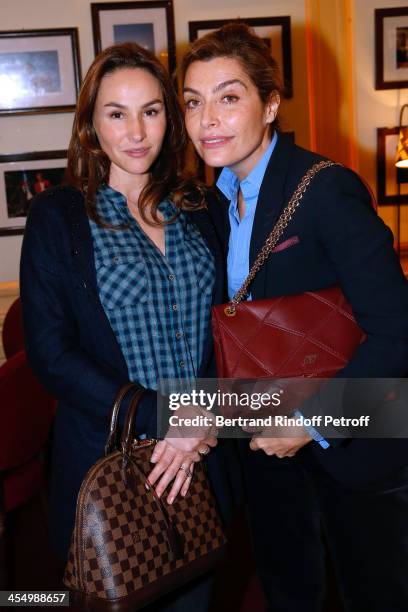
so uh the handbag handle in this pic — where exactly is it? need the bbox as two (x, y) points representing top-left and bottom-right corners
(105, 382), (141, 456)
(225, 160), (338, 315)
(120, 389), (184, 561)
(120, 387), (147, 458)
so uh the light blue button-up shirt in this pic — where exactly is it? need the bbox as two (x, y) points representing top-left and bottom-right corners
(217, 133), (277, 301)
(216, 134), (329, 450)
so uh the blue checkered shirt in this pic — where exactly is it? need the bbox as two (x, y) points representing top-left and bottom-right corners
(89, 185), (215, 391)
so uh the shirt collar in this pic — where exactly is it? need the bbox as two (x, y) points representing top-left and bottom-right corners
(216, 131), (278, 204)
(96, 184), (128, 224)
(96, 184), (175, 223)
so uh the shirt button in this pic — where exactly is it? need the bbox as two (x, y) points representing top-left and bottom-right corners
(175, 331), (183, 340)
(179, 360), (185, 367)
(168, 274), (175, 281)
(172, 304), (178, 311)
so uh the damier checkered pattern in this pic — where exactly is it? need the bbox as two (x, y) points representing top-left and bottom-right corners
(89, 185), (215, 391)
(63, 442), (226, 606)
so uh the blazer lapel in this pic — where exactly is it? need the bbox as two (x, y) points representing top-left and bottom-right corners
(66, 190), (99, 295)
(189, 207), (225, 305)
(206, 187), (230, 258)
(249, 133), (295, 265)
(65, 189), (130, 377)
(249, 133), (295, 298)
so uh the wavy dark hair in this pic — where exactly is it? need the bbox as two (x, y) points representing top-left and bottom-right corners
(67, 42), (205, 226)
(181, 22), (282, 134)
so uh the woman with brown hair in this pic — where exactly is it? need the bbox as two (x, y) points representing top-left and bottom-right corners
(181, 23), (408, 612)
(20, 43), (223, 608)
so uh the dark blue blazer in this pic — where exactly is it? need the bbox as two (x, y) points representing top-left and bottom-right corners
(20, 186), (233, 560)
(208, 133), (408, 487)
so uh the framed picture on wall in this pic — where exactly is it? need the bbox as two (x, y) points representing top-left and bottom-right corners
(0, 28), (81, 116)
(0, 151), (68, 236)
(91, 1), (176, 73)
(375, 7), (408, 90)
(377, 127), (408, 205)
(188, 17), (292, 98)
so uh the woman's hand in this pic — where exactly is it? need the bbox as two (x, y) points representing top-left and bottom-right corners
(147, 435), (217, 504)
(250, 424), (312, 458)
(146, 404), (218, 504)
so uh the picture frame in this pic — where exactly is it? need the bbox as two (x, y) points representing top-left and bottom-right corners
(375, 7), (408, 90)
(0, 28), (81, 116)
(188, 17), (292, 98)
(0, 151), (68, 236)
(91, 1), (176, 73)
(376, 127), (408, 205)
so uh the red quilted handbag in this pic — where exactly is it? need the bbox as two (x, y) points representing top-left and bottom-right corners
(212, 161), (365, 380)
(212, 286), (364, 379)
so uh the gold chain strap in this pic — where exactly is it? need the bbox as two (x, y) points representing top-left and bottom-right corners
(224, 160), (338, 316)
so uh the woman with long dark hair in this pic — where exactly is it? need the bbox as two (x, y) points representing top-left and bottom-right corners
(181, 23), (408, 612)
(20, 43), (223, 609)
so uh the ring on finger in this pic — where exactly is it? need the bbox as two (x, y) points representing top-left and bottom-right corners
(198, 446), (210, 455)
(179, 464), (193, 478)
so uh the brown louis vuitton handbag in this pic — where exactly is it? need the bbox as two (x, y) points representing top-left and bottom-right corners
(63, 384), (226, 611)
(212, 161), (366, 380)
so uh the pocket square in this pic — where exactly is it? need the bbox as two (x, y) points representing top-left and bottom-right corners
(271, 236), (300, 253)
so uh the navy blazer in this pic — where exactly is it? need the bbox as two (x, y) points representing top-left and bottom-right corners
(208, 133), (408, 487)
(20, 186), (231, 560)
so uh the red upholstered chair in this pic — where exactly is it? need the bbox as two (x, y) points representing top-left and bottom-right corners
(2, 297), (24, 360)
(0, 350), (55, 586)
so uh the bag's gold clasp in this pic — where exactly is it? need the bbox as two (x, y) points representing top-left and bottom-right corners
(132, 438), (157, 450)
(224, 305), (236, 317)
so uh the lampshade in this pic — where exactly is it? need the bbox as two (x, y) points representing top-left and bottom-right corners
(395, 103), (408, 168)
